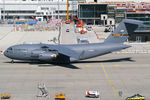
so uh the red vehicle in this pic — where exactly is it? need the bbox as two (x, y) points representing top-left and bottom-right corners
(85, 91), (100, 98)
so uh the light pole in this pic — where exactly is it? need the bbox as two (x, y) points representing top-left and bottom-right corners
(3, 0), (5, 21)
(58, 0), (60, 19)
(51, 7), (56, 20)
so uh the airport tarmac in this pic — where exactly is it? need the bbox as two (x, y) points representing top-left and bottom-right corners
(0, 53), (150, 100)
(60, 23), (77, 44)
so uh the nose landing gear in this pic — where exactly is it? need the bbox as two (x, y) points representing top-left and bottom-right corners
(11, 59), (14, 63)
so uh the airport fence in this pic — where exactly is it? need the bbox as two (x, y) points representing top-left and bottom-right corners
(12, 24), (57, 32)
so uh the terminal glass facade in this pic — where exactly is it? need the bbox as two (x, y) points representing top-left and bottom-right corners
(107, 6), (115, 18)
(115, 9), (126, 23)
(127, 13), (150, 21)
(79, 4), (107, 19)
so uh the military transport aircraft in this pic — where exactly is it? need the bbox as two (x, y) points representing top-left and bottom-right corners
(4, 19), (143, 64)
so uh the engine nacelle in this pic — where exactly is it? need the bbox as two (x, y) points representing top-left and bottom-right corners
(38, 52), (57, 61)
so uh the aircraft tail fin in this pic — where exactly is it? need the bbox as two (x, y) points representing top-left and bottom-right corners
(104, 19), (143, 43)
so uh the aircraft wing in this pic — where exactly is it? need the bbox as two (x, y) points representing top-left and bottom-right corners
(49, 45), (80, 59)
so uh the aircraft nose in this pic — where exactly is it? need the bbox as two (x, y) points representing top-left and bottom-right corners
(4, 50), (8, 57)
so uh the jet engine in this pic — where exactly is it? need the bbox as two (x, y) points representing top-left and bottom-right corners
(38, 52), (57, 61)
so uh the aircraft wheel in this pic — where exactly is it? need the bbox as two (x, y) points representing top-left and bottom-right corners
(11, 59), (14, 63)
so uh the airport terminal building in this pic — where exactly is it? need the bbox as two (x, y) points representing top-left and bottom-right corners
(0, 0), (150, 23)
(78, 1), (150, 25)
(0, 0), (78, 21)
(78, 3), (107, 25)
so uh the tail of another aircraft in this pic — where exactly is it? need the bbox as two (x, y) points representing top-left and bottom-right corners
(104, 19), (143, 43)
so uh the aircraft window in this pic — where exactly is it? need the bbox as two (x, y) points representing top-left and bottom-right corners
(8, 47), (12, 50)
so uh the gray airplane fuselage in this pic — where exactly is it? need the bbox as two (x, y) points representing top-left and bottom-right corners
(4, 43), (130, 63)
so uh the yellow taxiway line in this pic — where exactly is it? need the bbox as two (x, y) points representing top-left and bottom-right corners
(100, 63), (119, 97)
(114, 65), (119, 67)
(85, 64), (91, 67)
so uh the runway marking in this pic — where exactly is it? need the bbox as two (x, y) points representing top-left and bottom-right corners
(86, 64), (91, 67)
(100, 63), (119, 97)
(114, 65), (119, 67)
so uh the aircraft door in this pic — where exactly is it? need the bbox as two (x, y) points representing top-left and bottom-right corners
(22, 49), (28, 57)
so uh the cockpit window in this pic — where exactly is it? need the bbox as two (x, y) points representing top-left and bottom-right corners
(8, 47), (12, 50)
